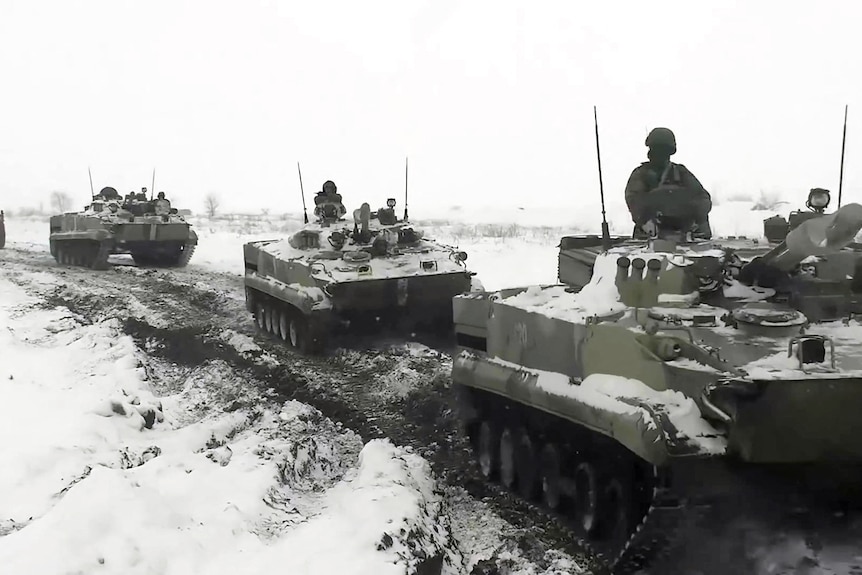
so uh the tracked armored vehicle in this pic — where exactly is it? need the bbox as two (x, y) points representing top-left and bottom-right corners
(452, 188), (862, 573)
(49, 187), (197, 269)
(243, 194), (477, 353)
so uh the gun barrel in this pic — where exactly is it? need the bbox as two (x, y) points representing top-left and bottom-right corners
(748, 203), (862, 273)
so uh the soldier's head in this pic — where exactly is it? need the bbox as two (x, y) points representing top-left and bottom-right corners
(322, 180), (337, 195)
(157, 192), (165, 199)
(645, 127), (676, 165)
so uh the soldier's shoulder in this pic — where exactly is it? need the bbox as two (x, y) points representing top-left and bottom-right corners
(629, 162), (651, 175)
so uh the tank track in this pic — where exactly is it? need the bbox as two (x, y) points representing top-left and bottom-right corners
(460, 387), (704, 574)
(251, 291), (329, 354)
(176, 242), (196, 267)
(130, 241), (196, 268)
(52, 239), (112, 270)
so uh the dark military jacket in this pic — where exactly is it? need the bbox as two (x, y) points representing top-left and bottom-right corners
(624, 161), (712, 225)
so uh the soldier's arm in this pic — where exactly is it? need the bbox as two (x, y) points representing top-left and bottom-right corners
(680, 166), (712, 214)
(625, 168), (649, 224)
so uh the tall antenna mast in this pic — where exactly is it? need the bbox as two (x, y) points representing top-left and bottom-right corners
(839, 104), (848, 208)
(297, 162), (308, 224)
(88, 166), (95, 199)
(594, 106), (611, 250)
(404, 156), (409, 222)
(151, 167), (156, 201)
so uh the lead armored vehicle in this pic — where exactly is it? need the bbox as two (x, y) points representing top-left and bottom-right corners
(49, 186), (197, 269)
(452, 188), (862, 573)
(244, 191), (478, 353)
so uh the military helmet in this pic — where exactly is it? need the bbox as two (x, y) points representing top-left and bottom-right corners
(322, 180), (337, 194)
(645, 127), (677, 154)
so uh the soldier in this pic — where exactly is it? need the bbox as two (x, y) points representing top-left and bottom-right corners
(313, 180), (347, 221)
(625, 127), (712, 239)
(153, 192), (171, 215)
(97, 186), (120, 201)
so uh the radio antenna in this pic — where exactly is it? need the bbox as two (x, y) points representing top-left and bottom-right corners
(594, 106), (611, 250)
(297, 162), (308, 224)
(838, 104), (848, 208)
(404, 156), (409, 222)
(88, 166), (95, 199)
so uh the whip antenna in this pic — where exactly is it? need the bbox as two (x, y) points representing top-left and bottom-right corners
(404, 156), (409, 222)
(88, 166), (95, 199)
(297, 162), (308, 224)
(594, 106), (611, 250)
(839, 104), (848, 208)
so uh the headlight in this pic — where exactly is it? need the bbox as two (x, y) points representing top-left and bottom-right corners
(807, 188), (830, 210)
(386, 198), (396, 208)
(450, 251), (468, 262)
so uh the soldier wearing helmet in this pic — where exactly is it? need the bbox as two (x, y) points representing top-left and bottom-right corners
(313, 180), (347, 222)
(625, 127), (712, 239)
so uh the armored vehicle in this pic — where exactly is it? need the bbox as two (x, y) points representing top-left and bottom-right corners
(243, 195), (477, 353)
(49, 186), (197, 269)
(451, 188), (862, 573)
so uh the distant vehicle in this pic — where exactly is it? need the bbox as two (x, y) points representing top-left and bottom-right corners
(244, 195), (478, 353)
(49, 186), (197, 269)
(244, 163), (479, 352)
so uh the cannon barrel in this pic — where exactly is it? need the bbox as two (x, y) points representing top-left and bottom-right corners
(739, 203), (862, 284)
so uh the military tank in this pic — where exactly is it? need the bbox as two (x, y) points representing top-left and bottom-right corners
(49, 186), (197, 269)
(451, 188), (862, 573)
(243, 191), (478, 353)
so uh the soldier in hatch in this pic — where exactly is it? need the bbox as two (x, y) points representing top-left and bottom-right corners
(313, 180), (347, 221)
(153, 191), (171, 215)
(624, 127), (712, 239)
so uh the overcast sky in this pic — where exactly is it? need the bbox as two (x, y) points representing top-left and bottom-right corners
(1, 0), (860, 215)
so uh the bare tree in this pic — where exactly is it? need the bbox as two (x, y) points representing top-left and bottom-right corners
(50, 190), (74, 213)
(204, 193), (221, 217)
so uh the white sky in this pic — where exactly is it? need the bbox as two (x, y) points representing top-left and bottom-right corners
(1, 0), (860, 215)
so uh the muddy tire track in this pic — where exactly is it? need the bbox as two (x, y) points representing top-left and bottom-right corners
(1, 244), (602, 573)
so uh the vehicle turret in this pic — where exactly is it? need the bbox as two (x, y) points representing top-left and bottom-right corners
(763, 187), (833, 243)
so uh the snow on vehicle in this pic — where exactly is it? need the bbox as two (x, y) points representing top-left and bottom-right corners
(451, 179), (862, 573)
(49, 186), (197, 269)
(243, 173), (478, 353)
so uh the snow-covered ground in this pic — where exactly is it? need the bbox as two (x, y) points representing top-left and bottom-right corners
(0, 276), (462, 574)
(3, 194), (858, 575)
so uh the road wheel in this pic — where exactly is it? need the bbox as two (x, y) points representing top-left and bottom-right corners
(573, 461), (600, 536)
(515, 429), (539, 500)
(476, 420), (499, 479)
(266, 304), (278, 335)
(600, 477), (633, 549)
(499, 427), (516, 490)
(539, 443), (563, 510)
(255, 302), (267, 331)
(278, 310), (290, 342)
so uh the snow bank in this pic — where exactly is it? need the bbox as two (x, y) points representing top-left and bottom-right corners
(0, 277), (459, 575)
